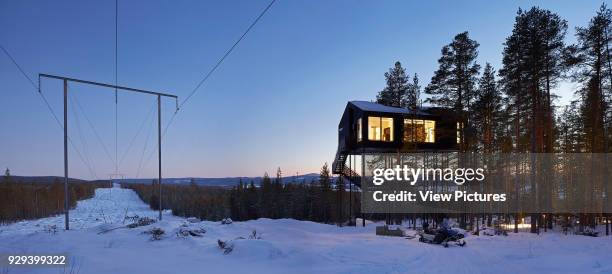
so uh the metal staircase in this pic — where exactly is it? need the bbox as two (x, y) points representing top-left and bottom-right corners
(332, 150), (347, 174)
(332, 150), (362, 187)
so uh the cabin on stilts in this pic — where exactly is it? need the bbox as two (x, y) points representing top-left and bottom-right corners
(331, 101), (462, 225)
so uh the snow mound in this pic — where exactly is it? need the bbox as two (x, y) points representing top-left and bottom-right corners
(230, 239), (285, 260)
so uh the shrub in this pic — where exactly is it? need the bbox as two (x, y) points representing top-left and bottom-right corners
(144, 227), (165, 241)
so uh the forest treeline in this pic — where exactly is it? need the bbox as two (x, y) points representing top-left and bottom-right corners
(123, 164), (360, 225)
(377, 5), (612, 155)
(0, 170), (109, 224)
(123, 181), (228, 221)
(227, 165), (359, 224)
(374, 5), (612, 234)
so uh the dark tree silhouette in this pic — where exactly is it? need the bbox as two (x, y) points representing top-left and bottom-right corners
(406, 73), (421, 110)
(473, 63), (503, 153)
(425, 31), (481, 151)
(377, 61), (410, 108)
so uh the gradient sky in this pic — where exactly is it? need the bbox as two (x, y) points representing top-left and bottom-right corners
(0, 0), (607, 180)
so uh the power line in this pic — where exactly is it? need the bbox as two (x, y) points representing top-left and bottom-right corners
(135, 112), (156, 178)
(140, 112), (175, 174)
(70, 95), (99, 179)
(118, 98), (156, 167)
(72, 94), (117, 167)
(179, 0), (276, 110)
(140, 0), (277, 170)
(1, 44), (98, 179)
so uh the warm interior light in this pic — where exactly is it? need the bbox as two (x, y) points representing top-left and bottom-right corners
(368, 116), (393, 142)
(381, 117), (393, 141)
(500, 223), (532, 229)
(457, 122), (461, 144)
(404, 119), (435, 143)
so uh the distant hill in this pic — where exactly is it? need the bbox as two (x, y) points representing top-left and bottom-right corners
(6, 173), (332, 187)
(118, 173), (326, 187)
(7, 176), (88, 184)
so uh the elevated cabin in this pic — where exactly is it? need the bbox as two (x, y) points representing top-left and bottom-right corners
(332, 101), (461, 184)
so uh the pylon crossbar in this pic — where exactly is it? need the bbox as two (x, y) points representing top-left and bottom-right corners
(39, 74), (177, 99)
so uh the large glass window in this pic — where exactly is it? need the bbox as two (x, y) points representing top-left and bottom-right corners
(404, 119), (435, 143)
(368, 116), (394, 142)
(382, 118), (393, 141)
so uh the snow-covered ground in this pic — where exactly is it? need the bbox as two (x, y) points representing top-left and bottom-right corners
(1, 186), (611, 274)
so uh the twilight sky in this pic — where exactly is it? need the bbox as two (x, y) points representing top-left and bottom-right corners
(0, 0), (606, 179)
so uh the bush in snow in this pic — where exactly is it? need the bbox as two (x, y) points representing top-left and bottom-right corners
(176, 227), (206, 238)
(186, 217), (200, 223)
(249, 230), (262, 239)
(144, 227), (165, 241)
(123, 214), (140, 224)
(217, 239), (234, 254)
(221, 218), (233, 225)
(126, 216), (156, 228)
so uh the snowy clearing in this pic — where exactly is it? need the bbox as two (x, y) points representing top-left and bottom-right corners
(1, 186), (611, 274)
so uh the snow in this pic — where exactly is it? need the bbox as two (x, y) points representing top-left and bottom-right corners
(0, 186), (155, 236)
(1, 186), (611, 274)
(350, 101), (432, 116)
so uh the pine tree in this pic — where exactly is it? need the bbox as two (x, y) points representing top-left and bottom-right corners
(273, 167), (284, 218)
(425, 31), (480, 151)
(567, 4), (612, 233)
(319, 163), (332, 223)
(500, 7), (569, 233)
(377, 61), (410, 107)
(247, 181), (259, 219)
(473, 63), (503, 152)
(501, 7), (567, 154)
(260, 172), (273, 218)
(541, 8), (569, 153)
(335, 176), (346, 224)
(229, 185), (239, 220)
(499, 8), (528, 155)
(406, 73), (421, 110)
(570, 3), (612, 153)
(2, 168), (10, 183)
(558, 102), (583, 152)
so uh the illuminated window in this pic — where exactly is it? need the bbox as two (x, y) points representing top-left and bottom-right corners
(382, 118), (393, 141)
(368, 116), (394, 142)
(457, 122), (462, 144)
(356, 118), (362, 142)
(424, 120), (435, 142)
(404, 119), (435, 143)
